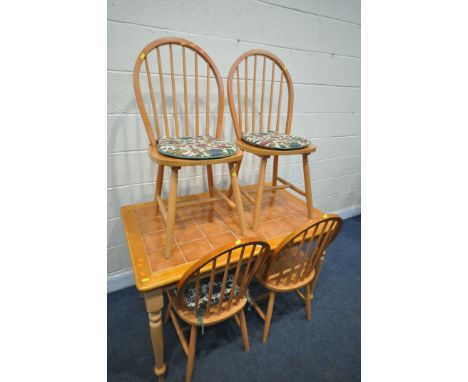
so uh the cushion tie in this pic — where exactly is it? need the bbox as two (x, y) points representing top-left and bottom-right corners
(197, 311), (205, 335)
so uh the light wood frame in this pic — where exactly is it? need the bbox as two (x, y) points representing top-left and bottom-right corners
(166, 238), (270, 382)
(227, 49), (317, 230)
(250, 216), (343, 343)
(133, 37), (247, 258)
(121, 189), (327, 381)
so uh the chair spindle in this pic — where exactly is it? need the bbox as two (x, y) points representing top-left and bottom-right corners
(169, 44), (179, 137)
(144, 57), (161, 138)
(182, 46), (189, 136)
(252, 55), (257, 133)
(244, 58), (248, 134)
(195, 52), (199, 136)
(156, 47), (170, 137)
(236, 67), (242, 132)
(206, 64), (210, 135)
(267, 60), (275, 131)
(259, 56), (267, 132)
(276, 73), (284, 132)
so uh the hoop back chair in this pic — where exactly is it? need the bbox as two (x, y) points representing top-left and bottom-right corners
(133, 37), (247, 258)
(227, 50), (317, 230)
(250, 215), (343, 343)
(166, 238), (270, 382)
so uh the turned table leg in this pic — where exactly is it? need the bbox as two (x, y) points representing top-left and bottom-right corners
(144, 288), (166, 381)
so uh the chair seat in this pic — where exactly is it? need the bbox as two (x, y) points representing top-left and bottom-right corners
(158, 136), (237, 159)
(174, 274), (239, 312)
(241, 131), (311, 150)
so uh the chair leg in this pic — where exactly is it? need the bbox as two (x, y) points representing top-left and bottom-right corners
(229, 162), (247, 236)
(164, 301), (172, 324)
(170, 308), (189, 357)
(309, 251), (326, 296)
(206, 165), (214, 197)
(306, 250), (326, 317)
(253, 156), (268, 231)
(272, 156), (279, 187)
(206, 164), (215, 221)
(302, 154), (314, 218)
(165, 167), (179, 259)
(154, 165), (164, 215)
(305, 283), (312, 320)
(302, 251), (327, 323)
(227, 158), (242, 198)
(238, 309), (250, 351)
(262, 291), (276, 343)
(186, 325), (198, 382)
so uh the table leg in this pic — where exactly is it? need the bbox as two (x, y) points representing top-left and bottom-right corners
(144, 288), (166, 381)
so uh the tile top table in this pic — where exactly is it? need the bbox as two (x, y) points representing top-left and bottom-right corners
(122, 187), (325, 292)
(120, 186), (325, 380)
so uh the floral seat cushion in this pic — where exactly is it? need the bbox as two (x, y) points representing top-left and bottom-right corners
(158, 136), (237, 159)
(242, 131), (311, 150)
(175, 274), (239, 312)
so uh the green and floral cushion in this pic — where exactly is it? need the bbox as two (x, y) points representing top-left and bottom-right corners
(158, 136), (237, 159)
(175, 274), (239, 312)
(242, 131), (311, 150)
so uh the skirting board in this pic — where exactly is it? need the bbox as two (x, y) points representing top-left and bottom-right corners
(107, 270), (135, 294)
(107, 204), (361, 294)
(334, 205), (361, 220)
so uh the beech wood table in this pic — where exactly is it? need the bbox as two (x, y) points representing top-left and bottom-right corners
(121, 186), (325, 381)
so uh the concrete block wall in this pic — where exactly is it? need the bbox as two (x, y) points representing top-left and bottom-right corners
(107, 0), (361, 286)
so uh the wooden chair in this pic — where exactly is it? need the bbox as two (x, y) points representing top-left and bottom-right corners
(227, 50), (317, 230)
(250, 215), (343, 343)
(165, 238), (270, 382)
(133, 37), (247, 258)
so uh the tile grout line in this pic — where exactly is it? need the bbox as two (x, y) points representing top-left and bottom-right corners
(168, 210), (196, 264)
(177, 208), (222, 260)
(191, 208), (219, 251)
(172, 211), (192, 264)
(146, 211), (197, 270)
(139, 194), (309, 271)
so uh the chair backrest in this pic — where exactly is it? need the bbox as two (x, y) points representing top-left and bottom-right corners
(133, 37), (225, 146)
(261, 216), (342, 288)
(177, 239), (270, 317)
(227, 49), (294, 140)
